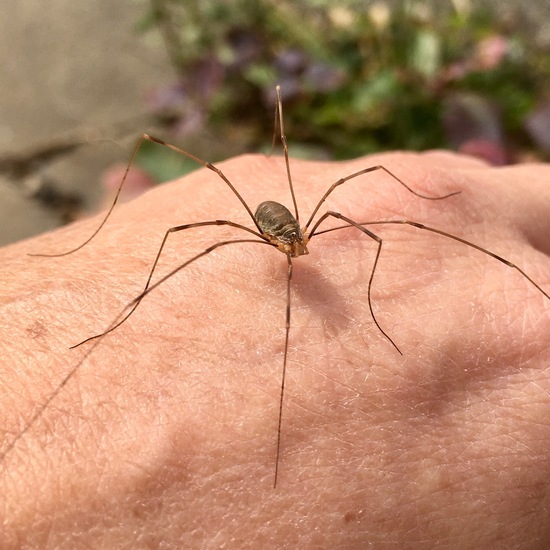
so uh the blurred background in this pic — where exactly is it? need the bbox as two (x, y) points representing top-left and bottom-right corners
(2, 0), (550, 245)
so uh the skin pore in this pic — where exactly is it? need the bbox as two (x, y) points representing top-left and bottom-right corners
(1, 151), (550, 548)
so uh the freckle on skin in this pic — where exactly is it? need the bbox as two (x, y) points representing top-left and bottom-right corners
(26, 321), (47, 339)
(343, 509), (364, 524)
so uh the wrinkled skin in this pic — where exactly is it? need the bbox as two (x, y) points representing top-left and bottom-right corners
(1, 151), (550, 549)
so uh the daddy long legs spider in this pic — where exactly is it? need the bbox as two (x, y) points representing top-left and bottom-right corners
(3, 86), (550, 491)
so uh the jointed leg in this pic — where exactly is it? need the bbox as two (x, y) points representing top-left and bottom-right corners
(309, 211), (402, 355)
(305, 166), (461, 231)
(72, 220), (267, 348)
(314, 219), (550, 301)
(274, 253), (292, 488)
(29, 134), (263, 258)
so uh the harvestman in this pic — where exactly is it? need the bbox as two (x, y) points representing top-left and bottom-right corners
(4, 86), (550, 488)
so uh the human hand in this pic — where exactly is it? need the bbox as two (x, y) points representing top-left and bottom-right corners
(2, 151), (550, 548)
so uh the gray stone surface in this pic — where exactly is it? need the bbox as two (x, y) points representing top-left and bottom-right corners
(0, 0), (174, 245)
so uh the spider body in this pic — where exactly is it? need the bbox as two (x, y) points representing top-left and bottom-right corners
(255, 200), (309, 257)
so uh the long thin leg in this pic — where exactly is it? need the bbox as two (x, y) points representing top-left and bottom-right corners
(274, 253), (292, 488)
(122, 238), (275, 318)
(314, 219), (550, 301)
(309, 212), (402, 355)
(73, 221), (268, 348)
(274, 86), (300, 224)
(29, 134), (263, 258)
(269, 86), (280, 157)
(305, 166), (461, 231)
(266, 85), (299, 222)
(145, 135), (261, 231)
(1, 238), (275, 463)
(29, 134), (148, 257)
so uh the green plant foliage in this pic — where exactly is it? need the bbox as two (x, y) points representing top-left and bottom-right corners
(140, 0), (550, 165)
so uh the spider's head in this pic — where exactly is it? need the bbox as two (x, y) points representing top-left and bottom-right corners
(278, 230), (309, 257)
